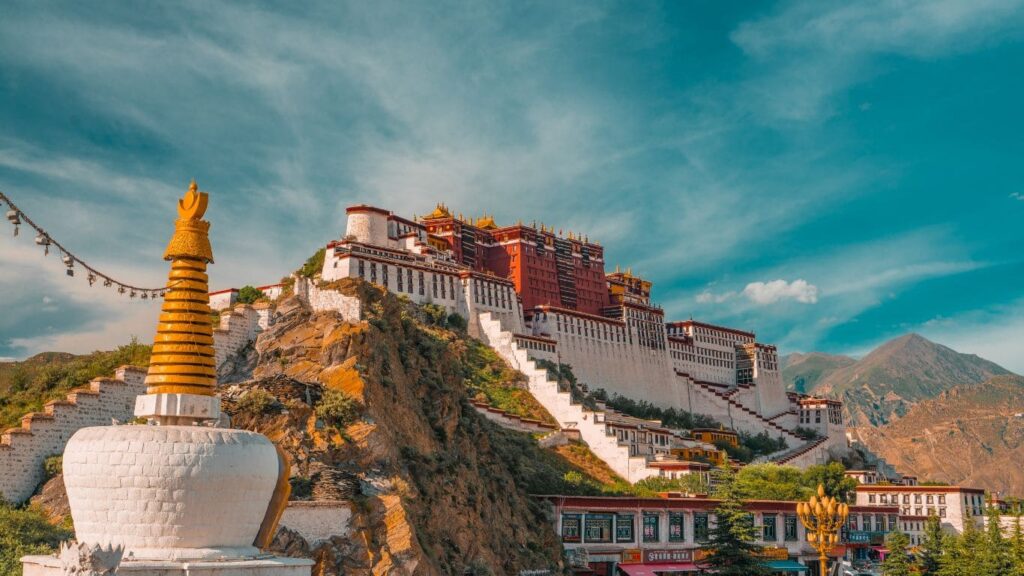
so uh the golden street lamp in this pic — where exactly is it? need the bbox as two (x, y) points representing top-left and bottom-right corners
(797, 484), (849, 576)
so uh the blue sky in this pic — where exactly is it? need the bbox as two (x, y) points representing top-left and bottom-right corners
(1, 1), (1023, 371)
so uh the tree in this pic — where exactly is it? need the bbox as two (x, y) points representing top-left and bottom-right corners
(733, 464), (810, 502)
(1010, 515), (1024, 576)
(236, 285), (265, 304)
(698, 467), (770, 576)
(980, 504), (1012, 575)
(937, 516), (987, 573)
(882, 530), (914, 576)
(937, 532), (965, 576)
(917, 513), (944, 576)
(801, 462), (858, 503)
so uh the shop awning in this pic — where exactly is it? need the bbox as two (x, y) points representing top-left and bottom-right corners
(617, 563), (698, 575)
(765, 560), (810, 572)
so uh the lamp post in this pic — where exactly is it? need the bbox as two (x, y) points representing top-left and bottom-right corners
(797, 484), (849, 576)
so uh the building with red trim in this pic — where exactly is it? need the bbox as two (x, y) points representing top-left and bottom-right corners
(542, 493), (901, 576)
(317, 203), (849, 476)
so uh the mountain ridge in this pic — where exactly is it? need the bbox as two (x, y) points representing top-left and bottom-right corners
(788, 333), (1013, 426)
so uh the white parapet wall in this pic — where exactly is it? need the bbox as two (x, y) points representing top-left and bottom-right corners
(278, 501), (353, 546)
(213, 302), (276, 368)
(477, 312), (660, 483)
(294, 277), (362, 322)
(0, 366), (148, 504)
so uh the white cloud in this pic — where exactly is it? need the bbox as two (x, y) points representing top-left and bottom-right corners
(696, 290), (737, 304)
(743, 279), (819, 305)
(1011, 192), (1024, 201)
(694, 279), (818, 306)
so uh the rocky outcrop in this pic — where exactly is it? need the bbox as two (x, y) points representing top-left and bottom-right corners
(226, 281), (563, 576)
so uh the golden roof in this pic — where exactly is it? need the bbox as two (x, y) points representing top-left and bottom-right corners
(426, 202), (451, 219)
(475, 214), (498, 230)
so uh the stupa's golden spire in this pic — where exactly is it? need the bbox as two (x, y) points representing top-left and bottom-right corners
(144, 180), (217, 396)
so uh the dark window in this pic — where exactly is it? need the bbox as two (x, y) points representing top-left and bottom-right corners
(643, 513), (660, 543)
(694, 513), (709, 542)
(358, 260), (365, 278)
(669, 513), (684, 542)
(407, 269), (413, 293)
(419, 272), (425, 296)
(432, 274), (437, 298)
(396, 267), (403, 291)
(370, 263), (377, 284)
(763, 515), (777, 542)
(561, 514), (581, 543)
(784, 515), (798, 541)
(584, 513), (613, 544)
(616, 514), (634, 543)
(382, 265), (388, 288)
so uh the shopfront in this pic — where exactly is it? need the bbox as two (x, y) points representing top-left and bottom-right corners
(617, 548), (697, 575)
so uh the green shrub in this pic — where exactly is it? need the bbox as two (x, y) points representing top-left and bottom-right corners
(0, 503), (73, 576)
(235, 388), (277, 415)
(316, 389), (362, 429)
(289, 476), (313, 500)
(298, 247), (326, 278)
(446, 313), (467, 332)
(236, 285), (265, 305)
(42, 455), (62, 481)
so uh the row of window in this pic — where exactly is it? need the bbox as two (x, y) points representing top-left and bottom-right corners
(356, 259), (455, 301)
(868, 493), (947, 505)
(561, 512), (800, 545)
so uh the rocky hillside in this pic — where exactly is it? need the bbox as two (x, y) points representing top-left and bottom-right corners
(0, 342), (150, 429)
(810, 334), (1012, 426)
(781, 352), (855, 394)
(855, 374), (1024, 494)
(219, 279), (619, 575)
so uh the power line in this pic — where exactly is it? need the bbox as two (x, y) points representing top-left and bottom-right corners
(2, 190), (168, 300)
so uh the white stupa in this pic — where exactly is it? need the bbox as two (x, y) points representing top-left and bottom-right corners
(22, 183), (312, 576)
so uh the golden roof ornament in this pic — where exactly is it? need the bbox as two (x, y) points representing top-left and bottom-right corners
(144, 180), (217, 397)
(476, 213), (498, 230)
(426, 202), (451, 219)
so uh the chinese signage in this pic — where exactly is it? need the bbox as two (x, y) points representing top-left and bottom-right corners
(643, 549), (694, 563)
(758, 547), (790, 560)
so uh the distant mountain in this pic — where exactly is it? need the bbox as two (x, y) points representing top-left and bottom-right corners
(855, 374), (1024, 494)
(781, 352), (856, 394)
(812, 333), (1012, 426)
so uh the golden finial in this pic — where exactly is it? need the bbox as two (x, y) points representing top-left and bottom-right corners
(145, 180), (217, 397)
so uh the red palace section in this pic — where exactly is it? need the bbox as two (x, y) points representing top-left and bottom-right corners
(419, 205), (609, 315)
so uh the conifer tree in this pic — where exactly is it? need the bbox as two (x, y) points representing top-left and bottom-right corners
(980, 504), (1012, 575)
(1010, 515), (1024, 576)
(917, 513), (944, 576)
(936, 532), (964, 576)
(699, 467), (770, 576)
(882, 530), (913, 576)
(958, 515), (985, 575)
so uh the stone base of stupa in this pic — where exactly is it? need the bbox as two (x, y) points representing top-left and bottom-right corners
(22, 554), (313, 576)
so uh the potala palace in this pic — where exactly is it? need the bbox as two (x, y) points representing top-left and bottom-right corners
(316, 203), (849, 478)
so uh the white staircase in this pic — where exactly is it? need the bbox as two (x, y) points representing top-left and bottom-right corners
(476, 313), (660, 483)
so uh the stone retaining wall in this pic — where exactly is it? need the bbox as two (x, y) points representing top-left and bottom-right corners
(0, 366), (148, 504)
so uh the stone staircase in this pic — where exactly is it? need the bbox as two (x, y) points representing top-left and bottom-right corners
(0, 365), (148, 504)
(690, 379), (802, 446)
(476, 312), (660, 483)
(753, 437), (829, 467)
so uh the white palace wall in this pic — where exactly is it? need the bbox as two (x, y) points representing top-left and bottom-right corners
(0, 366), (148, 504)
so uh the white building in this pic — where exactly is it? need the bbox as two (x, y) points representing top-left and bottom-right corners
(854, 485), (986, 534)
